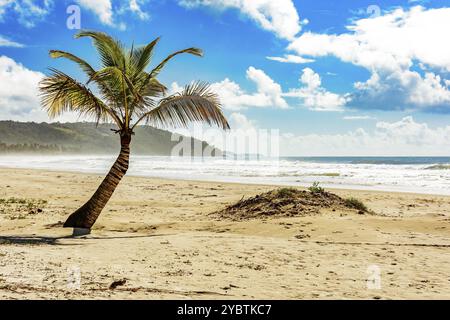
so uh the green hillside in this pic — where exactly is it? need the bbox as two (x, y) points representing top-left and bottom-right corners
(0, 121), (221, 156)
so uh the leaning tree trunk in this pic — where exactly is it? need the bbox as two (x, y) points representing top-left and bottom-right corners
(64, 133), (131, 229)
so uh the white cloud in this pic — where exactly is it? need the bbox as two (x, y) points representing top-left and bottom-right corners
(75, 0), (114, 26)
(75, 0), (150, 29)
(228, 112), (257, 131)
(289, 6), (450, 72)
(350, 69), (450, 111)
(267, 54), (314, 64)
(172, 67), (288, 110)
(173, 67), (348, 112)
(129, 0), (149, 20)
(178, 67), (346, 112)
(287, 6), (450, 112)
(0, 0), (53, 27)
(0, 35), (24, 48)
(210, 69), (288, 110)
(0, 56), (78, 122)
(178, 0), (301, 40)
(284, 68), (349, 111)
(246, 66), (288, 108)
(209, 78), (260, 110)
(0, 55), (44, 118)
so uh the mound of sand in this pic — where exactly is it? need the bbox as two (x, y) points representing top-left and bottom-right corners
(212, 188), (367, 220)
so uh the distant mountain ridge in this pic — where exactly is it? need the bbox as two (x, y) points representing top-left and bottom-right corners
(0, 121), (221, 156)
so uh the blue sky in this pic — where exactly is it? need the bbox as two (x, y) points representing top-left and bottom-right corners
(1, 0), (450, 155)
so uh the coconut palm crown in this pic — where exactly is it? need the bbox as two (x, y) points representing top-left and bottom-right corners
(39, 30), (230, 230)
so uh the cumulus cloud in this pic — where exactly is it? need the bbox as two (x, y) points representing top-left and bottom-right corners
(0, 55), (44, 118)
(228, 112), (257, 131)
(287, 6), (450, 112)
(284, 68), (348, 111)
(245, 66), (288, 108)
(349, 69), (450, 111)
(178, 0), (301, 40)
(0, 0), (53, 27)
(172, 67), (288, 110)
(173, 66), (347, 112)
(75, 0), (114, 26)
(289, 6), (450, 72)
(0, 56), (79, 122)
(266, 54), (314, 64)
(0, 35), (24, 48)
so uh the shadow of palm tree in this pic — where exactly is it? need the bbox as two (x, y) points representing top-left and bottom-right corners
(0, 235), (75, 246)
(0, 233), (171, 246)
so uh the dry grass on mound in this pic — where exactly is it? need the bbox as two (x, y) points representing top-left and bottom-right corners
(212, 187), (370, 220)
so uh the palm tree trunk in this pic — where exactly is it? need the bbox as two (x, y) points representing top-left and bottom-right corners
(64, 134), (131, 229)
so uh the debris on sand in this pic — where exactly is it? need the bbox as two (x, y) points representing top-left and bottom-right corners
(109, 279), (127, 290)
(211, 187), (370, 220)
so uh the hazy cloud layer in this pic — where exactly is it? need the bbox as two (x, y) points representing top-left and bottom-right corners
(0, 35), (24, 47)
(231, 113), (450, 156)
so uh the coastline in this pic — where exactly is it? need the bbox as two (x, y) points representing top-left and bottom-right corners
(1, 154), (450, 196)
(1, 167), (450, 299)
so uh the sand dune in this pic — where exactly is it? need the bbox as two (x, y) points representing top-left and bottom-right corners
(0, 168), (449, 299)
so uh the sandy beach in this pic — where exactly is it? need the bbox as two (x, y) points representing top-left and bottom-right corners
(0, 167), (449, 300)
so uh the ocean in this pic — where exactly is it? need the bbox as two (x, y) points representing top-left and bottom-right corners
(0, 155), (450, 195)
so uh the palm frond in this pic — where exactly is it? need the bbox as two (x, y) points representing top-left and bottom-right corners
(92, 66), (145, 104)
(135, 47), (202, 98)
(49, 50), (96, 79)
(39, 68), (122, 126)
(126, 74), (166, 117)
(88, 66), (124, 85)
(75, 30), (126, 70)
(133, 82), (229, 130)
(49, 50), (123, 108)
(131, 37), (160, 77)
(138, 76), (167, 98)
(149, 47), (203, 78)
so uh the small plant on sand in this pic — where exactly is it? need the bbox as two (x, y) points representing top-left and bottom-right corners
(344, 197), (368, 212)
(277, 187), (298, 198)
(0, 198), (48, 220)
(308, 182), (325, 194)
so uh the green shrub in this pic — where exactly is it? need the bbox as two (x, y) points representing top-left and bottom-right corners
(344, 197), (368, 212)
(308, 182), (325, 194)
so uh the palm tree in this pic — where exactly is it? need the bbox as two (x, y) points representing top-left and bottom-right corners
(39, 31), (230, 231)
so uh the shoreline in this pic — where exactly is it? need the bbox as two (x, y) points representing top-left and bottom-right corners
(0, 163), (449, 197)
(0, 167), (449, 299)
